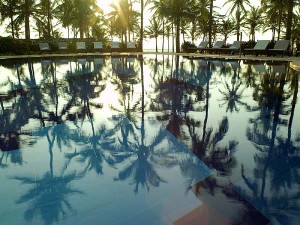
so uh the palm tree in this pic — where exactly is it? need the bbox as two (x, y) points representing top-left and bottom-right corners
(0, 0), (19, 38)
(208, 0), (214, 47)
(218, 18), (235, 43)
(223, 0), (250, 41)
(14, 0), (39, 45)
(55, 0), (73, 38)
(261, 0), (286, 41)
(145, 18), (163, 52)
(286, 0), (294, 40)
(149, 0), (167, 51)
(155, 0), (193, 52)
(108, 0), (137, 43)
(91, 15), (110, 41)
(37, 0), (58, 38)
(200, 1), (220, 46)
(243, 6), (264, 41)
(70, 0), (102, 39)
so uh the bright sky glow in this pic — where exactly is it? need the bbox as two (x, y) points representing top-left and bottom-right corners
(97, 0), (116, 14)
(97, 81), (122, 111)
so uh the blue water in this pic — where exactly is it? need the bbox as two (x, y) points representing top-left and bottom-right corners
(0, 55), (299, 225)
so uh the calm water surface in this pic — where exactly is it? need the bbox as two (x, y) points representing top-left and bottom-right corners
(0, 55), (299, 225)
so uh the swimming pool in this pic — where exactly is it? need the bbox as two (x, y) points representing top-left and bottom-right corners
(0, 55), (299, 225)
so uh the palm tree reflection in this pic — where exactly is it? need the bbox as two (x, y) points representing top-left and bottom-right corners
(113, 119), (168, 193)
(240, 64), (300, 223)
(12, 169), (83, 225)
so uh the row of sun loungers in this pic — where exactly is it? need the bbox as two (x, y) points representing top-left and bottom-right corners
(38, 41), (138, 53)
(189, 40), (240, 54)
(189, 40), (291, 57)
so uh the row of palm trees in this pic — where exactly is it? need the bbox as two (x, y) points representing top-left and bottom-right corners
(0, 0), (299, 52)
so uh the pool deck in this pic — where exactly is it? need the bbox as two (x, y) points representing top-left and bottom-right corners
(1, 52), (300, 70)
(0, 52), (299, 61)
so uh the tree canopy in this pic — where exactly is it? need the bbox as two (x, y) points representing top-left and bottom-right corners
(0, 0), (299, 52)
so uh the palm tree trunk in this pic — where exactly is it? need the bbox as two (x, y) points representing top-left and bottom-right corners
(286, 0), (294, 40)
(175, 16), (180, 53)
(10, 14), (15, 39)
(172, 23), (174, 52)
(167, 33), (170, 52)
(208, 0), (213, 47)
(277, 11), (282, 40)
(47, 0), (51, 39)
(236, 6), (240, 41)
(162, 19), (165, 52)
(139, 0), (144, 51)
(25, 0), (30, 45)
(79, 20), (84, 39)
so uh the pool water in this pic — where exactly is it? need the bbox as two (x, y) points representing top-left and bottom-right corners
(0, 55), (299, 225)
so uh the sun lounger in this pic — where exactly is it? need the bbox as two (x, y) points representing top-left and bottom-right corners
(188, 41), (209, 53)
(93, 42), (103, 52)
(205, 41), (225, 54)
(267, 40), (291, 57)
(110, 42), (120, 52)
(218, 41), (242, 55)
(76, 42), (86, 53)
(126, 42), (136, 52)
(243, 40), (270, 56)
(39, 42), (51, 53)
(58, 42), (68, 51)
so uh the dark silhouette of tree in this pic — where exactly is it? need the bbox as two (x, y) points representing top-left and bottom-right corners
(0, 0), (20, 38)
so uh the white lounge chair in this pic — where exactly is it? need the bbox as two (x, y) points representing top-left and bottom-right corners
(76, 42), (86, 52)
(110, 42), (120, 52)
(39, 42), (50, 52)
(94, 42), (103, 52)
(58, 42), (68, 50)
(126, 42), (136, 51)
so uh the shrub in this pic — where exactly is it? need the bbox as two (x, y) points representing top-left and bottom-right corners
(0, 37), (41, 55)
(181, 41), (196, 53)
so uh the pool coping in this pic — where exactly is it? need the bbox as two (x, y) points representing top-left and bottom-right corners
(1, 52), (300, 70)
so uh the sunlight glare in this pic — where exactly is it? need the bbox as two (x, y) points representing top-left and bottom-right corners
(97, 81), (122, 111)
(97, 0), (117, 14)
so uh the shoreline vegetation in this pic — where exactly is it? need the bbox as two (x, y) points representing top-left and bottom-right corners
(0, 0), (299, 54)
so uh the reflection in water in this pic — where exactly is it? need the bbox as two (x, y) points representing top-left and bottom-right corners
(0, 56), (299, 224)
(236, 62), (300, 225)
(12, 170), (83, 225)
